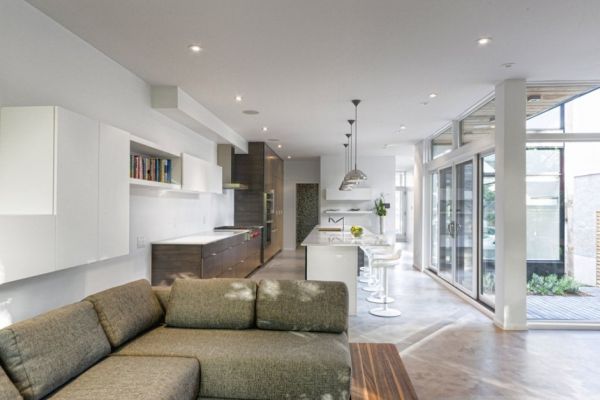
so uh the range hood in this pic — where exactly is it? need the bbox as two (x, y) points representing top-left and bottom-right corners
(217, 144), (248, 190)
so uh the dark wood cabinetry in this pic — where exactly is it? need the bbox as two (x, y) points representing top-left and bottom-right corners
(234, 142), (284, 262)
(151, 231), (263, 286)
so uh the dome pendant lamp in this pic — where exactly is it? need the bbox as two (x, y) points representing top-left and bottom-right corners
(344, 99), (367, 184)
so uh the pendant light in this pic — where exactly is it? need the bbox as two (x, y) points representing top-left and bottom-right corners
(339, 142), (352, 191)
(340, 120), (355, 188)
(344, 99), (367, 183)
(339, 134), (353, 191)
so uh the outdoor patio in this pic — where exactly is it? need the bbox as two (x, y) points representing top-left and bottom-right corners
(527, 287), (600, 321)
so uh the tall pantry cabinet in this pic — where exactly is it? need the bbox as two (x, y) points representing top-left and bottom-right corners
(233, 142), (284, 262)
(0, 106), (130, 283)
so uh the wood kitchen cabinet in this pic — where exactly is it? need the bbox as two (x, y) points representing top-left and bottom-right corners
(152, 231), (263, 286)
(234, 142), (284, 263)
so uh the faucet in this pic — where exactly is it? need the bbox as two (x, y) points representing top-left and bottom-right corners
(328, 216), (345, 232)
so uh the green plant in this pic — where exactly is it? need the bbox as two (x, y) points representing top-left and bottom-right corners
(527, 273), (581, 296)
(374, 196), (387, 217)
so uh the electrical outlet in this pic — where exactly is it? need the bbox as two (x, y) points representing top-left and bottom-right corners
(136, 236), (146, 249)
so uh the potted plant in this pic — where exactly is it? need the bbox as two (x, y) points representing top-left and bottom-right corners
(374, 195), (387, 235)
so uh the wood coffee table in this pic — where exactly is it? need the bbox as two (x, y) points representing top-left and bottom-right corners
(350, 343), (419, 400)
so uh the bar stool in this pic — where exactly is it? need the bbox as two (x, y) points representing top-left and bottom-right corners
(369, 246), (402, 318)
(360, 246), (390, 291)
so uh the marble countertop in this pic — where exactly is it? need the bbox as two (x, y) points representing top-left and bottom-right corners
(301, 226), (392, 247)
(153, 229), (249, 245)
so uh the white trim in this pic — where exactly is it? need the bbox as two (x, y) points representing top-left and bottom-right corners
(426, 136), (494, 171)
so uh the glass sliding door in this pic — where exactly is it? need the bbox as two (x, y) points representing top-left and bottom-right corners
(430, 172), (440, 269)
(438, 167), (454, 280)
(480, 153), (496, 306)
(455, 161), (475, 294)
(434, 161), (477, 297)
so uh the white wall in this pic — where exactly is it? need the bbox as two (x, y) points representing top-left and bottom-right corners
(0, 0), (234, 325)
(283, 159), (320, 250)
(320, 155), (395, 233)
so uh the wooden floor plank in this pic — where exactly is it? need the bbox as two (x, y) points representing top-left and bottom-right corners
(350, 343), (418, 400)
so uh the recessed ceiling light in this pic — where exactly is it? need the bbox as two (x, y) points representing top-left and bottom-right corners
(262, 126), (268, 132)
(477, 37), (492, 46)
(188, 44), (203, 53)
(287, 156), (292, 159)
(421, 101), (429, 106)
(277, 144), (283, 149)
(429, 93), (438, 99)
(242, 110), (259, 115)
(398, 125), (407, 132)
(235, 95), (243, 102)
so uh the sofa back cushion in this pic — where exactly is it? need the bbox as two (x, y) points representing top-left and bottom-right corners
(166, 279), (256, 329)
(0, 364), (22, 400)
(0, 302), (110, 400)
(256, 280), (348, 333)
(85, 279), (164, 347)
(152, 286), (171, 313)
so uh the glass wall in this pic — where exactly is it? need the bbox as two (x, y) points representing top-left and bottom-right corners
(480, 153), (496, 305)
(430, 172), (439, 269)
(455, 161), (474, 293)
(460, 99), (495, 145)
(431, 127), (453, 159)
(438, 167), (453, 280)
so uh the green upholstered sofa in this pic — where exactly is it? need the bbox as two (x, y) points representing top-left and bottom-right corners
(0, 278), (351, 400)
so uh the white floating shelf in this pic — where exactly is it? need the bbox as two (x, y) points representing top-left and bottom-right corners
(322, 210), (373, 215)
(129, 178), (181, 191)
(325, 188), (372, 201)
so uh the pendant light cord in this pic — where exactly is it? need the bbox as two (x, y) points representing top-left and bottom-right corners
(354, 103), (358, 169)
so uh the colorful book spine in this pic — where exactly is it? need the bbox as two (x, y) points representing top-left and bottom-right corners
(130, 154), (173, 183)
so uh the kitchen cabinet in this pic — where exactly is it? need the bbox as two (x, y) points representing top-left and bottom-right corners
(151, 231), (263, 286)
(234, 142), (283, 263)
(99, 123), (130, 260)
(182, 153), (223, 194)
(0, 106), (130, 284)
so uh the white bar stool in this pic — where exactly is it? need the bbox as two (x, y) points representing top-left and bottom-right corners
(360, 246), (390, 292)
(369, 246), (402, 318)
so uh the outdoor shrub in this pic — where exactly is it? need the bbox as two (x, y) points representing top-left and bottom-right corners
(527, 273), (581, 296)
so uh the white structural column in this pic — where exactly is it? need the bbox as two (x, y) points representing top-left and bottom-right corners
(412, 142), (424, 270)
(494, 79), (528, 330)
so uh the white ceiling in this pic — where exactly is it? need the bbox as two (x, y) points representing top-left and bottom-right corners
(27, 0), (600, 164)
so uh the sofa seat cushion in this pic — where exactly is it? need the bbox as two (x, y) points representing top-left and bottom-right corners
(114, 326), (351, 400)
(256, 280), (348, 333)
(85, 280), (164, 348)
(0, 365), (22, 400)
(47, 356), (199, 400)
(166, 279), (256, 329)
(0, 302), (110, 400)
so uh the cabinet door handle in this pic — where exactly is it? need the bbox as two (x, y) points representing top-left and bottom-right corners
(211, 253), (217, 256)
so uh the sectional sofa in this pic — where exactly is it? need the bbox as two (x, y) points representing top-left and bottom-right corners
(0, 278), (351, 400)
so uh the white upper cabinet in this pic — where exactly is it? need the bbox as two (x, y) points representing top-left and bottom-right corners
(0, 106), (131, 284)
(182, 153), (222, 194)
(0, 107), (56, 215)
(99, 123), (130, 260)
(209, 164), (223, 194)
(55, 108), (99, 270)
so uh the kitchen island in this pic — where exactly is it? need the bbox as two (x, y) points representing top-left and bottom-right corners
(301, 226), (391, 315)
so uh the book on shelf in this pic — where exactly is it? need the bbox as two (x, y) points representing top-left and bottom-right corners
(130, 154), (172, 183)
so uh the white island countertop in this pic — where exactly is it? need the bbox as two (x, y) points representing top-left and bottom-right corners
(153, 229), (249, 245)
(301, 226), (391, 247)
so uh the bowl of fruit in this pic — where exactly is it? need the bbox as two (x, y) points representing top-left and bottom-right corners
(350, 225), (364, 238)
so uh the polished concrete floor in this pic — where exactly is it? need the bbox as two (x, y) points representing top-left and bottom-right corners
(252, 248), (600, 400)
